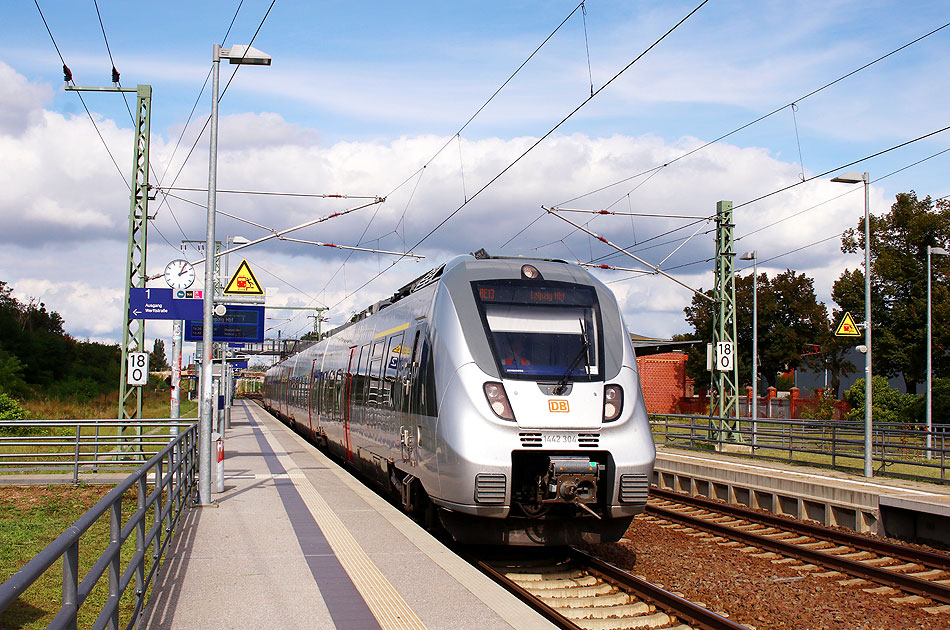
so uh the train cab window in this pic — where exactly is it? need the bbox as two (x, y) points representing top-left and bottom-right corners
(473, 281), (601, 382)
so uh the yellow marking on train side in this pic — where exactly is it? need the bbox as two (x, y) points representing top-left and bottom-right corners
(374, 322), (410, 339)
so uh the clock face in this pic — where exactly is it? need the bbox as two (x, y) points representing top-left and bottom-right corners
(164, 259), (196, 290)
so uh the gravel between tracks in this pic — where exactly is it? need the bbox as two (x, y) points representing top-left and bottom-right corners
(582, 514), (948, 630)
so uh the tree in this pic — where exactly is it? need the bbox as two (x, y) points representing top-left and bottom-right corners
(844, 376), (919, 425)
(839, 192), (950, 393)
(151, 339), (169, 371)
(0, 280), (121, 399)
(683, 269), (830, 390)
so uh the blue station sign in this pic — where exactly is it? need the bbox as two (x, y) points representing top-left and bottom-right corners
(129, 288), (204, 320)
(184, 305), (265, 343)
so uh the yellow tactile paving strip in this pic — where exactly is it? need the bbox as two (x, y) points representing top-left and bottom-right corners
(250, 406), (427, 630)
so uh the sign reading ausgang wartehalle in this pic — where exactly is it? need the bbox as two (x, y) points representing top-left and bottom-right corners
(184, 305), (265, 343)
(129, 288), (203, 320)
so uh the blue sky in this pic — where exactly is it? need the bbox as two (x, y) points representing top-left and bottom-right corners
(1, 1), (948, 349)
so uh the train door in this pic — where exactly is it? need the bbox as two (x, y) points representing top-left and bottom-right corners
(397, 328), (421, 466)
(280, 366), (289, 418)
(343, 346), (357, 462)
(308, 358), (318, 434)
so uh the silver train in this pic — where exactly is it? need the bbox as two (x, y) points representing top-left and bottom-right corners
(262, 251), (655, 545)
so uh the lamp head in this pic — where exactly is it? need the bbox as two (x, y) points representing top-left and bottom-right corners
(740, 251), (757, 261)
(929, 246), (949, 256)
(831, 171), (867, 184)
(222, 45), (272, 66)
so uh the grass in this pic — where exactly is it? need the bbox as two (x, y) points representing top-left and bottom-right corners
(0, 484), (164, 629)
(1, 391), (199, 473)
(0, 391), (199, 626)
(22, 389), (199, 421)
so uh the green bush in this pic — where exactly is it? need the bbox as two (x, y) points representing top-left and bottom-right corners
(844, 376), (920, 425)
(0, 391), (27, 420)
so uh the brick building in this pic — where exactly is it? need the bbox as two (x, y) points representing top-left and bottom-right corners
(635, 351), (692, 414)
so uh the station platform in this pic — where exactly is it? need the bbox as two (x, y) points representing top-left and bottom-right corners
(142, 400), (556, 630)
(653, 444), (950, 546)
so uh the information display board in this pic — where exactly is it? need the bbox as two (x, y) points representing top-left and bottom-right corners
(185, 305), (265, 343)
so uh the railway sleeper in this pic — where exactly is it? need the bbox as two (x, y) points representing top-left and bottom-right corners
(505, 569), (587, 581)
(556, 602), (653, 620)
(542, 591), (634, 608)
(571, 611), (674, 630)
(512, 575), (600, 590)
(530, 583), (614, 598)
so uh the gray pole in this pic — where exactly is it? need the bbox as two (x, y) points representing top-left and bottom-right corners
(751, 254), (758, 443)
(199, 44), (222, 506)
(927, 245), (933, 459)
(171, 320), (182, 429)
(862, 173), (873, 478)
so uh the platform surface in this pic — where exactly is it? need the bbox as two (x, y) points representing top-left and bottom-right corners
(141, 400), (555, 630)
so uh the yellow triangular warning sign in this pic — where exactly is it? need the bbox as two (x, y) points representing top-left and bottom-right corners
(224, 259), (264, 295)
(835, 312), (861, 337)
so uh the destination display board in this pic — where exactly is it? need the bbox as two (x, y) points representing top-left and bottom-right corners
(184, 305), (265, 343)
(473, 281), (596, 307)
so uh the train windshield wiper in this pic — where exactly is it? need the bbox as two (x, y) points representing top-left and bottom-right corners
(553, 319), (589, 395)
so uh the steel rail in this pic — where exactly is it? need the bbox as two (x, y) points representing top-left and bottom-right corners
(648, 503), (950, 604)
(568, 548), (749, 630)
(475, 559), (583, 630)
(650, 487), (950, 572)
(474, 549), (749, 630)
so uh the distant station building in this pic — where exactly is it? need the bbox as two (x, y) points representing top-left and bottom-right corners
(630, 334), (695, 415)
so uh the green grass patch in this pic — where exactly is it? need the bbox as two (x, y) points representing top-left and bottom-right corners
(22, 390), (198, 421)
(0, 484), (164, 629)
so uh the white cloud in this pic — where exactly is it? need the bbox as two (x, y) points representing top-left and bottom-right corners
(0, 60), (926, 345)
(0, 61), (52, 135)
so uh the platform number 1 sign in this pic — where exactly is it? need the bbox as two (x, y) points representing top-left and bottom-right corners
(127, 352), (149, 386)
(715, 342), (734, 371)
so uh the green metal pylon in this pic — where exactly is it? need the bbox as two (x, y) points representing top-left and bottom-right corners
(67, 84), (152, 456)
(117, 85), (152, 429)
(712, 200), (741, 441)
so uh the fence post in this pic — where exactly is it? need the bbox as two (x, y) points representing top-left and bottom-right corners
(109, 499), (121, 630)
(136, 476), (146, 616)
(832, 423), (837, 468)
(63, 541), (79, 630)
(73, 424), (82, 484)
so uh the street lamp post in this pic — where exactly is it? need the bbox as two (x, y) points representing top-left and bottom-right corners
(199, 44), (272, 506)
(831, 171), (873, 478)
(927, 245), (949, 459)
(740, 251), (758, 445)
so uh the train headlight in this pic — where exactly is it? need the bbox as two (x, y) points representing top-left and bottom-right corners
(521, 264), (541, 280)
(483, 382), (515, 421)
(603, 384), (623, 422)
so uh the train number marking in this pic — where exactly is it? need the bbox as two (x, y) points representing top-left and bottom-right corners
(548, 399), (569, 413)
(543, 433), (577, 444)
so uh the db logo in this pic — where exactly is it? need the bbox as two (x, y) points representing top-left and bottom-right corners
(548, 400), (569, 413)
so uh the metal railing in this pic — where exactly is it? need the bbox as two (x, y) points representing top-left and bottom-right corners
(650, 413), (950, 483)
(0, 420), (194, 483)
(0, 423), (197, 629)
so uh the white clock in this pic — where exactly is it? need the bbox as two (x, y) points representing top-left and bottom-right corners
(164, 259), (196, 290)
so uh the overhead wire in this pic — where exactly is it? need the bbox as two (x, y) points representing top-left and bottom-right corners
(327, 0), (711, 312)
(149, 0), (267, 255)
(560, 20), (950, 209)
(318, 1), (593, 301)
(500, 18), (950, 252)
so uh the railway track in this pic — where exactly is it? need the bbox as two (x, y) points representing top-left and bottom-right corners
(474, 547), (748, 630)
(646, 487), (950, 608)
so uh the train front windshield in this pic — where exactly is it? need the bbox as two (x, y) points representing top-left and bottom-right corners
(473, 281), (601, 381)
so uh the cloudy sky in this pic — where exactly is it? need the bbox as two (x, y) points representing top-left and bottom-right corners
(1, 1), (948, 359)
